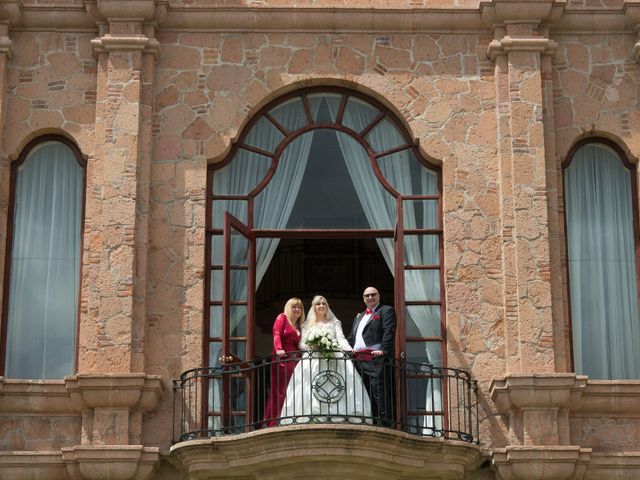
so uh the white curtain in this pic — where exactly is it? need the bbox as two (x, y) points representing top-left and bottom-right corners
(212, 110), (312, 355)
(5, 142), (84, 379)
(565, 143), (640, 379)
(326, 97), (442, 432)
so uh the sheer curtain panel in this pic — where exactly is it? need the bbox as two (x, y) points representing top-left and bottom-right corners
(565, 143), (640, 379)
(5, 141), (84, 379)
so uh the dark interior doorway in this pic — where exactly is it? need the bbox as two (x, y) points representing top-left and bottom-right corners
(254, 238), (394, 357)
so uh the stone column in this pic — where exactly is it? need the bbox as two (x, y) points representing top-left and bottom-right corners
(0, 1), (19, 353)
(79, 0), (160, 374)
(61, 2), (165, 479)
(484, 0), (560, 375)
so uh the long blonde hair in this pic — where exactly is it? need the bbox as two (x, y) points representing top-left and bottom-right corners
(283, 297), (305, 330)
(305, 295), (336, 328)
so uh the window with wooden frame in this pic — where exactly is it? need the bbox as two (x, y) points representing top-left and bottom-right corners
(205, 87), (445, 430)
(1, 136), (86, 379)
(564, 139), (640, 379)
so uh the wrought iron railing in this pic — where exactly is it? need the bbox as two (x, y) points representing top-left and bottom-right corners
(173, 352), (479, 444)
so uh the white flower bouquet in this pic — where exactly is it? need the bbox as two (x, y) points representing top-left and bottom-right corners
(305, 329), (341, 359)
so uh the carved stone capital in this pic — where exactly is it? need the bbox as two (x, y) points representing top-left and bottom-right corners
(0, 0), (21, 27)
(96, 0), (155, 21)
(0, 35), (11, 59)
(491, 374), (588, 413)
(493, 446), (591, 480)
(487, 35), (558, 61)
(90, 34), (160, 59)
(65, 374), (163, 412)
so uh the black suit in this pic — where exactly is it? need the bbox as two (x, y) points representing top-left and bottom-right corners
(347, 304), (396, 425)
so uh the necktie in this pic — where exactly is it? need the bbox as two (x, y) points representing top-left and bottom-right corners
(365, 309), (372, 315)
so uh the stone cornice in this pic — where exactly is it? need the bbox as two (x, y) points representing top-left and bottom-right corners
(90, 34), (160, 58)
(0, 1), (636, 34)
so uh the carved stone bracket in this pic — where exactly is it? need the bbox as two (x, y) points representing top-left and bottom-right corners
(65, 374), (163, 446)
(491, 374), (587, 446)
(0, 35), (12, 59)
(62, 445), (159, 480)
(493, 446), (591, 480)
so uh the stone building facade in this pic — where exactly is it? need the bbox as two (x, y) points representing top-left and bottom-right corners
(1, 0), (640, 479)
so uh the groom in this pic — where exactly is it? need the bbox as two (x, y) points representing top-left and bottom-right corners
(348, 286), (396, 426)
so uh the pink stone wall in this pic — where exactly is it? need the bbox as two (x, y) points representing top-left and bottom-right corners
(3, 32), (96, 157)
(0, 416), (81, 450)
(553, 34), (640, 158)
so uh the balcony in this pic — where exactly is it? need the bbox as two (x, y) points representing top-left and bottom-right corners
(170, 353), (483, 480)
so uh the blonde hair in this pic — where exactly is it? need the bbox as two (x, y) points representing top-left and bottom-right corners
(305, 295), (336, 328)
(283, 297), (305, 330)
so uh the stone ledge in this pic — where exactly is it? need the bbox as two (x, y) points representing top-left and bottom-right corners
(573, 380), (640, 415)
(0, 378), (77, 415)
(0, 451), (67, 480)
(493, 446), (592, 480)
(170, 424), (483, 480)
(583, 452), (640, 480)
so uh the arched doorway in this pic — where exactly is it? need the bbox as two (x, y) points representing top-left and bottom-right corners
(206, 87), (444, 430)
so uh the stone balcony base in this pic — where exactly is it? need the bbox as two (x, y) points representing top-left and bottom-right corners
(493, 446), (591, 480)
(170, 424), (483, 480)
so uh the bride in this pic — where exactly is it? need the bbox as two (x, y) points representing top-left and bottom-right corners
(280, 295), (371, 424)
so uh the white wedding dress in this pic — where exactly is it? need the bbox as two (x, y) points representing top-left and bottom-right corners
(280, 319), (372, 424)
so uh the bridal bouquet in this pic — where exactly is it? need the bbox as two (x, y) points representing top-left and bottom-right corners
(305, 329), (342, 360)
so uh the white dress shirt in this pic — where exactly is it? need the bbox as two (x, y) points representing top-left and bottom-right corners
(353, 305), (378, 351)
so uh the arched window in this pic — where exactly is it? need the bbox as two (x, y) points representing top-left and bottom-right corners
(1, 137), (86, 379)
(564, 140), (640, 379)
(206, 88), (444, 428)
(208, 88), (443, 364)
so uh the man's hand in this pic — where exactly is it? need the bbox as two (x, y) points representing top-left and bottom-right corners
(371, 350), (384, 357)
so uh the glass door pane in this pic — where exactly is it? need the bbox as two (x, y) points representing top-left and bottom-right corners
(221, 212), (255, 432)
